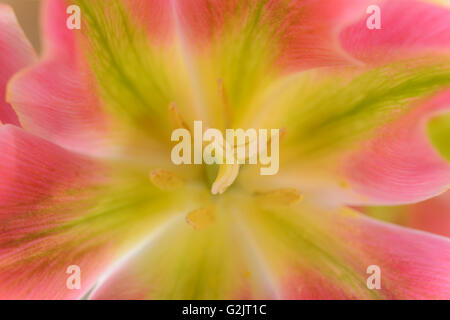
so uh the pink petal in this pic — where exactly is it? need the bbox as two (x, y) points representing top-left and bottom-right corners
(174, 0), (381, 72)
(342, 89), (450, 205)
(406, 192), (450, 238)
(0, 125), (110, 299)
(6, 0), (109, 155)
(0, 4), (36, 125)
(340, 0), (450, 64)
(0, 125), (103, 210)
(273, 0), (381, 71)
(340, 214), (450, 299)
(0, 125), (188, 299)
(365, 191), (450, 238)
(251, 205), (450, 299)
(124, 0), (174, 44)
(280, 211), (450, 299)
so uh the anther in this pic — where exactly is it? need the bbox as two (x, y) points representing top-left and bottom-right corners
(186, 206), (216, 230)
(149, 168), (183, 191)
(254, 188), (302, 206)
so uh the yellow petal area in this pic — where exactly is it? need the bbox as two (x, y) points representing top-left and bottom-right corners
(168, 102), (191, 131)
(428, 112), (450, 162)
(85, 194), (450, 300)
(428, 0), (450, 7)
(217, 78), (232, 127)
(236, 57), (450, 205)
(90, 197), (280, 299)
(245, 58), (450, 159)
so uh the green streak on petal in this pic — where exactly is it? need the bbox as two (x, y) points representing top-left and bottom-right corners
(204, 163), (219, 188)
(246, 205), (383, 299)
(114, 208), (268, 299)
(192, 1), (284, 128)
(365, 206), (409, 225)
(1, 168), (196, 267)
(427, 112), (450, 162)
(277, 58), (450, 160)
(74, 0), (175, 136)
(213, 2), (278, 121)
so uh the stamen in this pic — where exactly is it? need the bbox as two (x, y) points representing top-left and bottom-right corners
(217, 78), (232, 126)
(211, 163), (240, 195)
(254, 188), (302, 206)
(186, 206), (216, 230)
(210, 128), (283, 194)
(168, 102), (190, 131)
(232, 128), (283, 163)
(149, 168), (183, 191)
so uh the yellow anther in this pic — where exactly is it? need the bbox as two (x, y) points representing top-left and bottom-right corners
(186, 206), (216, 230)
(149, 168), (183, 191)
(168, 102), (190, 131)
(254, 188), (302, 206)
(211, 163), (240, 195)
(210, 128), (282, 194)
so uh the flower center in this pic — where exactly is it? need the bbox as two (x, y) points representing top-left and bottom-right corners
(164, 79), (284, 195)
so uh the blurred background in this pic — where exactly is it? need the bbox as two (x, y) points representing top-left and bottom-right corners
(2, 0), (41, 52)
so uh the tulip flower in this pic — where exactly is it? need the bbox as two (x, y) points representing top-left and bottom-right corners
(0, 0), (450, 299)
